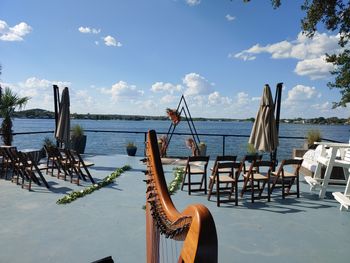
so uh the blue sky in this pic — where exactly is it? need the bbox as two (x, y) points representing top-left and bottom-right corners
(0, 0), (349, 118)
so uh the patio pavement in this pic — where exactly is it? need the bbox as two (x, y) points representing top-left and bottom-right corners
(0, 154), (349, 263)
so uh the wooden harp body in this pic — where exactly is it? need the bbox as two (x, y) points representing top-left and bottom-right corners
(145, 130), (218, 263)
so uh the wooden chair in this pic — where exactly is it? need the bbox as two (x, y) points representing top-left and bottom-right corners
(238, 154), (263, 193)
(44, 145), (61, 176)
(64, 149), (95, 184)
(181, 156), (209, 195)
(241, 160), (272, 202)
(270, 159), (303, 198)
(45, 146), (75, 183)
(208, 156), (240, 206)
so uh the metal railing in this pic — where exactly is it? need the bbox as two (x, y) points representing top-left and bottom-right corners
(4, 129), (343, 158)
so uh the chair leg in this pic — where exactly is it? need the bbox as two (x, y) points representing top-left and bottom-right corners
(188, 173), (191, 195)
(181, 173), (186, 191)
(267, 179), (271, 202)
(282, 177), (285, 199)
(251, 177), (254, 203)
(296, 176), (300, 198)
(207, 178), (213, 201)
(204, 173), (207, 194)
(241, 177), (248, 198)
(235, 179), (238, 206)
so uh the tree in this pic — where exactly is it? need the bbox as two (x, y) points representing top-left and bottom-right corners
(0, 87), (30, 145)
(244, 0), (350, 108)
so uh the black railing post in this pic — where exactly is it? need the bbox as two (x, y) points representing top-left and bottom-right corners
(222, 135), (226, 156)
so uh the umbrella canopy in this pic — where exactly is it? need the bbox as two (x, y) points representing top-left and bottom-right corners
(55, 87), (70, 147)
(249, 84), (278, 152)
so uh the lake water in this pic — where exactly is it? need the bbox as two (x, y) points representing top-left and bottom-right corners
(11, 118), (350, 160)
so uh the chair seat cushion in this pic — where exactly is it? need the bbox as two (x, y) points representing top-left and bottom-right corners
(210, 167), (232, 173)
(243, 173), (268, 180)
(271, 171), (296, 178)
(188, 166), (204, 173)
(209, 175), (235, 183)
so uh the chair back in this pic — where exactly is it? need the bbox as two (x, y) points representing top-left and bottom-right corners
(241, 154), (263, 173)
(186, 156), (209, 170)
(247, 160), (273, 177)
(277, 159), (303, 176)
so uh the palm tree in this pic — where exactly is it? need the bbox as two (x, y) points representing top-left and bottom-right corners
(0, 87), (30, 145)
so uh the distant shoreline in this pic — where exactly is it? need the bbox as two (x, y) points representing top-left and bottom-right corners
(13, 108), (350, 125)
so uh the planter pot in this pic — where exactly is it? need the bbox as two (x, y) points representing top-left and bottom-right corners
(126, 147), (137, 156)
(199, 145), (207, 156)
(70, 135), (87, 154)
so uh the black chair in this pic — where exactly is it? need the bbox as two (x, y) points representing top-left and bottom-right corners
(181, 156), (209, 195)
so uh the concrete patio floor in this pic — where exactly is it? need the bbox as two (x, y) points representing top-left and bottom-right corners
(0, 154), (349, 263)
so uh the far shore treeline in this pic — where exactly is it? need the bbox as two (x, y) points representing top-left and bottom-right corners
(12, 108), (350, 125)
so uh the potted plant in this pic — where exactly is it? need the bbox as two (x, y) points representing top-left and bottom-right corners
(247, 143), (257, 155)
(126, 142), (137, 156)
(70, 124), (87, 154)
(198, 142), (207, 156)
(41, 137), (55, 158)
(305, 129), (322, 149)
(166, 108), (181, 125)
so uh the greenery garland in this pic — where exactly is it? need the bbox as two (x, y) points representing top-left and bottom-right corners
(168, 167), (185, 195)
(57, 165), (131, 205)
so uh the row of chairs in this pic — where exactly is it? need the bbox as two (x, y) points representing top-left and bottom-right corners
(0, 147), (50, 190)
(181, 155), (303, 207)
(44, 146), (95, 185)
(0, 146), (95, 191)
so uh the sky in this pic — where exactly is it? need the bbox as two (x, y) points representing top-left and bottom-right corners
(0, 0), (349, 119)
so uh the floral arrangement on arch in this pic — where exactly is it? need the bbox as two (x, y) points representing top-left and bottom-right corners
(166, 108), (181, 125)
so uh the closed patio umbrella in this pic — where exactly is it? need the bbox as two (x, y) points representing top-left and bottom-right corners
(55, 87), (70, 148)
(249, 84), (278, 153)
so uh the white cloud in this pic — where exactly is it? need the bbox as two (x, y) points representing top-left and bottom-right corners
(151, 82), (182, 94)
(208, 92), (231, 105)
(160, 94), (177, 104)
(225, 14), (235, 21)
(294, 56), (335, 80)
(103, 35), (122, 47)
(0, 20), (32, 41)
(236, 92), (250, 106)
(284, 85), (319, 107)
(0, 77), (71, 110)
(75, 90), (93, 105)
(233, 31), (343, 79)
(312, 102), (331, 112)
(78, 26), (101, 34)
(183, 73), (213, 96)
(101, 81), (144, 101)
(186, 0), (201, 6)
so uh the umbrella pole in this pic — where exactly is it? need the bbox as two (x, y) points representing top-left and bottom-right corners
(53, 85), (60, 147)
(272, 82), (283, 169)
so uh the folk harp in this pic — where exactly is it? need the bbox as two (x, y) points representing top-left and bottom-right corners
(145, 130), (218, 263)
